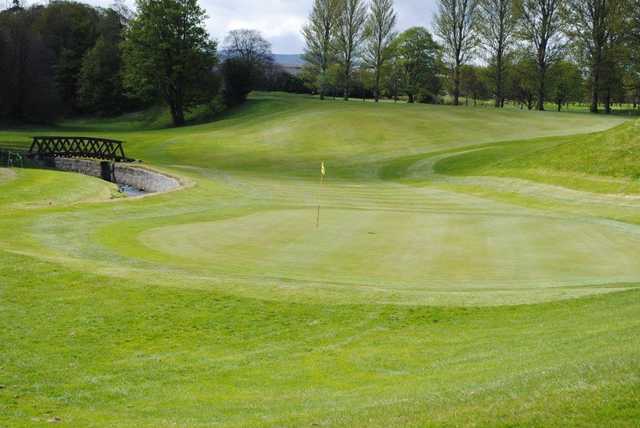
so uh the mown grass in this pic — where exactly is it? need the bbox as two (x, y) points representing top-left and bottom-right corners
(1, 93), (639, 426)
(3, 251), (639, 427)
(434, 119), (640, 194)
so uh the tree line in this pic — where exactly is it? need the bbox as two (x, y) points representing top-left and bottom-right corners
(302, 0), (640, 113)
(1, 0), (639, 126)
(0, 0), (281, 125)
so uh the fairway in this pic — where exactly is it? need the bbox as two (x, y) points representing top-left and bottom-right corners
(2, 93), (640, 426)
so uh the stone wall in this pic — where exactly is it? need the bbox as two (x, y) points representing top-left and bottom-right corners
(34, 157), (180, 194)
(112, 163), (180, 193)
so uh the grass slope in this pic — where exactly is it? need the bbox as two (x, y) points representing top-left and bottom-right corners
(1, 93), (639, 426)
(435, 119), (640, 194)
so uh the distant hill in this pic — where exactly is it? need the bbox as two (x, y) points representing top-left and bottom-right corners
(273, 54), (304, 67)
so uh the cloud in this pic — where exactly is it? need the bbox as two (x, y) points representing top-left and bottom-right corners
(204, 0), (309, 52)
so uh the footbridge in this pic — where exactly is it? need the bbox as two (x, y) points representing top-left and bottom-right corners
(28, 136), (133, 162)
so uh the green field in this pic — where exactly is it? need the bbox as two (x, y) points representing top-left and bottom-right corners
(1, 93), (640, 426)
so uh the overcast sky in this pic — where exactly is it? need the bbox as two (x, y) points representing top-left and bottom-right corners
(81, 0), (439, 54)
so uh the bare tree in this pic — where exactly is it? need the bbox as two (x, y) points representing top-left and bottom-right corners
(336, 0), (368, 100)
(364, 0), (397, 102)
(518, 0), (563, 111)
(303, 0), (342, 100)
(222, 30), (273, 104)
(564, 0), (628, 113)
(224, 29), (273, 66)
(435, 0), (480, 106)
(477, 0), (517, 107)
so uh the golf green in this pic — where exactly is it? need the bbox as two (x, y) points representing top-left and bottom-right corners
(141, 203), (640, 291)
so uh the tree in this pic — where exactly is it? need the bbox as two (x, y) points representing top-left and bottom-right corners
(477, 0), (517, 107)
(35, 1), (101, 113)
(390, 27), (443, 103)
(435, 0), (479, 106)
(548, 60), (583, 111)
(364, 0), (397, 102)
(564, 0), (628, 113)
(0, 6), (61, 122)
(302, 0), (341, 100)
(518, 0), (563, 111)
(630, 0), (640, 108)
(222, 29), (273, 105)
(77, 36), (126, 115)
(460, 64), (490, 105)
(335, 0), (368, 100)
(258, 63), (308, 94)
(354, 66), (376, 100)
(224, 29), (272, 65)
(122, 0), (218, 126)
(599, 49), (625, 113)
(77, 8), (130, 115)
(383, 53), (404, 101)
(221, 58), (256, 106)
(508, 49), (538, 109)
(326, 62), (346, 98)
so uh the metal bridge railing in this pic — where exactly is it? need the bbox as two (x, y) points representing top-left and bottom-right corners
(28, 136), (133, 162)
(0, 150), (24, 168)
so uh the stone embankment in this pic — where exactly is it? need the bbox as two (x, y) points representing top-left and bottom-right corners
(36, 157), (180, 194)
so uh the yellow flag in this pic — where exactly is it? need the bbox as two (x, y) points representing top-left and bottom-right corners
(321, 161), (326, 177)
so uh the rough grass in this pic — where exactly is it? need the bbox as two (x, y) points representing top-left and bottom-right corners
(1, 93), (639, 426)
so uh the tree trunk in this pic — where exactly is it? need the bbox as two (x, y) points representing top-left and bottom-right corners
(495, 55), (503, 108)
(374, 67), (380, 103)
(170, 102), (185, 127)
(591, 64), (600, 113)
(537, 65), (546, 111)
(408, 93), (414, 103)
(453, 63), (460, 106)
(343, 61), (352, 101)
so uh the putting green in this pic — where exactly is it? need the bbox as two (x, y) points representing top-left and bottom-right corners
(142, 206), (640, 291)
